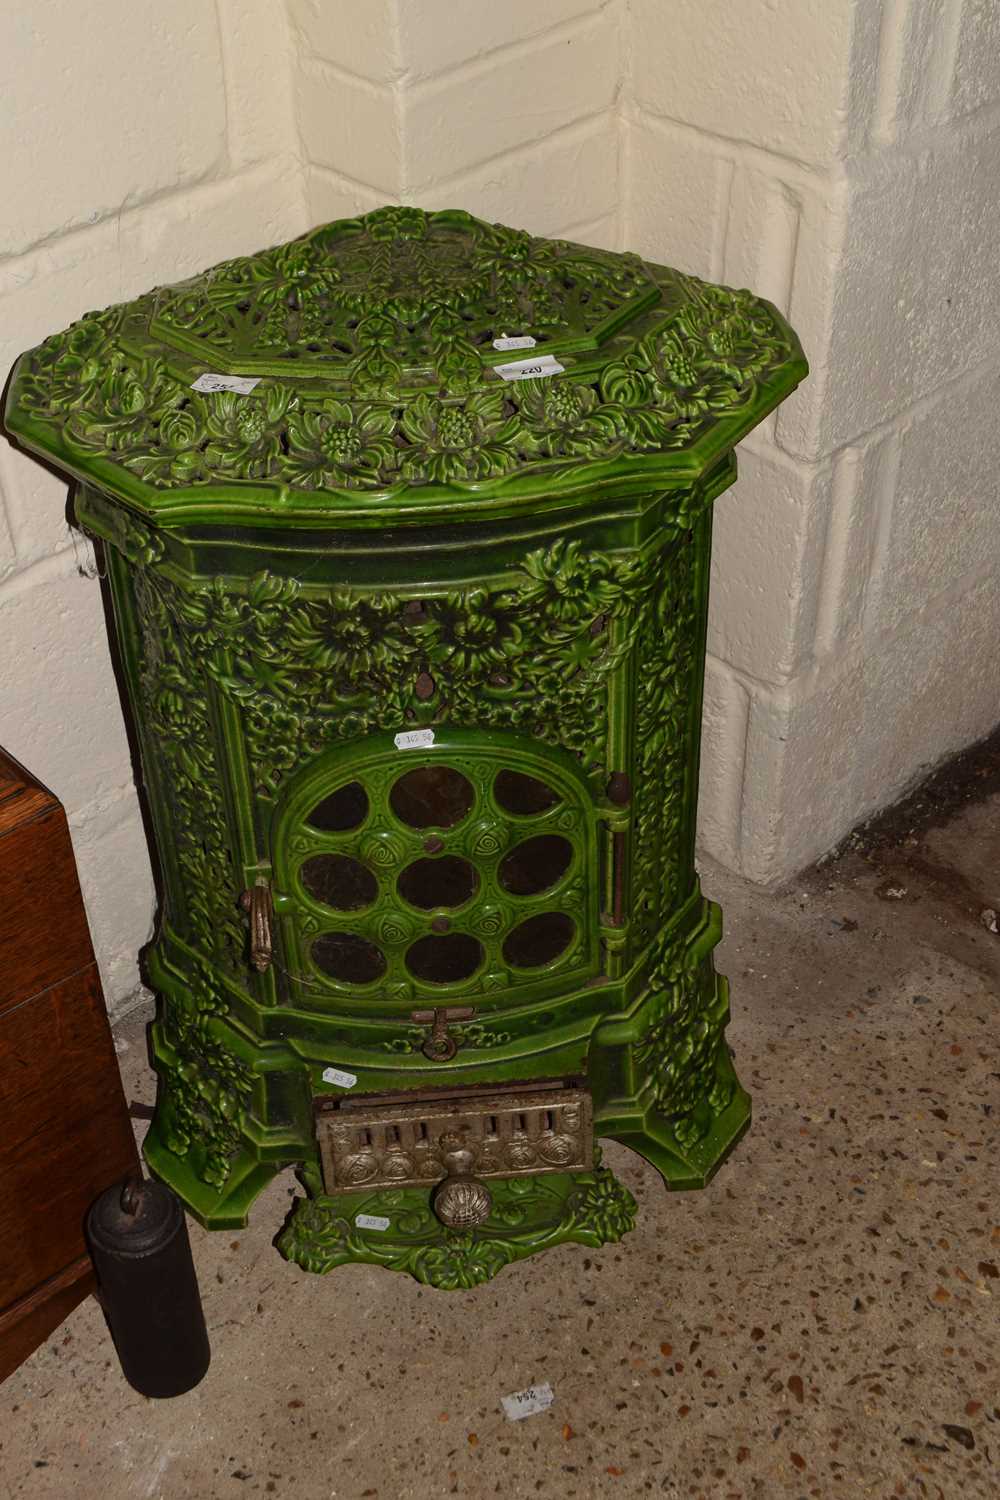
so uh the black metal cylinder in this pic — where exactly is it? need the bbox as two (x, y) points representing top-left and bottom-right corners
(86, 1176), (210, 1398)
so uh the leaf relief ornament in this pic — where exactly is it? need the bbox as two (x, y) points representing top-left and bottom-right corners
(11, 207), (804, 504)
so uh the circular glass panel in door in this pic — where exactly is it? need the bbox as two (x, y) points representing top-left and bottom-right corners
(301, 854), (377, 910)
(389, 766), (474, 829)
(306, 780), (369, 832)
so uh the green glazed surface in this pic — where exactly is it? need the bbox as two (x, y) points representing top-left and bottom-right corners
(3, 207), (806, 1286)
(5, 205), (805, 526)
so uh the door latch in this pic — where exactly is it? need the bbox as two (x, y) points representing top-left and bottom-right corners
(410, 1005), (475, 1062)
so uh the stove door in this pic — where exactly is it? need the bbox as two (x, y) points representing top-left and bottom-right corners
(269, 729), (602, 1016)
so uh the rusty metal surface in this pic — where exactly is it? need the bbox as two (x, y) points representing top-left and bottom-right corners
(315, 1080), (593, 1194)
(409, 1005), (476, 1061)
(240, 881), (274, 974)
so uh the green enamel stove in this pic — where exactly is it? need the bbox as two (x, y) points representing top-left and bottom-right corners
(4, 207), (806, 1290)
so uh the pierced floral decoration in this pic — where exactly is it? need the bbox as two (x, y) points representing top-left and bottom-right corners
(11, 207), (803, 499)
(364, 205), (429, 242)
(64, 351), (179, 460)
(518, 378), (625, 458)
(520, 538), (637, 624)
(426, 588), (524, 674)
(199, 238), (322, 314)
(282, 590), (408, 685)
(399, 391), (520, 483)
(205, 386), (292, 478)
(284, 402), (397, 489)
(24, 312), (119, 414)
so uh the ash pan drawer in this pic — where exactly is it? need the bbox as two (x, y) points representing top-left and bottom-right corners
(315, 1079), (593, 1194)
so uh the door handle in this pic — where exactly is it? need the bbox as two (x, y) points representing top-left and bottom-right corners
(240, 880), (274, 973)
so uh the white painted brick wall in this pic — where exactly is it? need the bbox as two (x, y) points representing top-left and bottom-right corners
(288, 0), (400, 85)
(291, 0), (624, 242)
(416, 114), (621, 242)
(0, 3), (227, 257)
(397, 0), (605, 82)
(818, 128), (1000, 452)
(707, 448), (829, 686)
(403, 11), (620, 188)
(625, 116), (729, 275)
(4, 0), (998, 1010)
(631, 0), (864, 166)
(0, 4), (307, 1016)
(947, 0), (1000, 119)
(298, 59), (403, 195)
(626, 0), (1000, 881)
(870, 369), (1000, 637)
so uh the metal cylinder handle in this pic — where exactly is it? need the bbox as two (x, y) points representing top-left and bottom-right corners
(119, 1173), (144, 1217)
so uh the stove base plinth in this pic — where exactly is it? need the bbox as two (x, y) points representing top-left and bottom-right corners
(277, 1157), (636, 1289)
(604, 1083), (752, 1192)
(142, 1122), (275, 1232)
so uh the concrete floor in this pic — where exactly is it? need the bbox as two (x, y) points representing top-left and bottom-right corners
(2, 766), (998, 1499)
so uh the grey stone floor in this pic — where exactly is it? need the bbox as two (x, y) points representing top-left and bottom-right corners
(2, 785), (998, 1499)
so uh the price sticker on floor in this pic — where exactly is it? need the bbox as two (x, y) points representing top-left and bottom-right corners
(501, 1382), (555, 1421)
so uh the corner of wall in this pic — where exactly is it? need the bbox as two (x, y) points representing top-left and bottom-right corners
(623, 0), (1000, 884)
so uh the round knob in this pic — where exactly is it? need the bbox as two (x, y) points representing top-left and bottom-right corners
(421, 1032), (458, 1062)
(432, 1174), (492, 1229)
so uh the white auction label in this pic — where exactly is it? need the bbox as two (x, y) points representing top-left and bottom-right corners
(191, 373), (261, 395)
(501, 1383), (555, 1421)
(321, 1066), (357, 1089)
(394, 728), (435, 751)
(355, 1213), (391, 1232)
(492, 335), (537, 351)
(493, 354), (564, 383)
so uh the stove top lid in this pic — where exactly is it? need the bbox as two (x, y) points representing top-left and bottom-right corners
(4, 206), (806, 528)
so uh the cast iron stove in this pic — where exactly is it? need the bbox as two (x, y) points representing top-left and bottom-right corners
(4, 206), (806, 1288)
